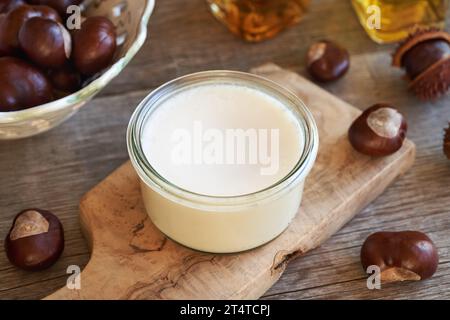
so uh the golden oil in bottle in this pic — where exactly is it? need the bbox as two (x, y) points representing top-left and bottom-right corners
(207, 0), (311, 42)
(352, 0), (448, 44)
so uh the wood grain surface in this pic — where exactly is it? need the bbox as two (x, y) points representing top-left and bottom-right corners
(1, 0), (450, 300)
(44, 65), (415, 299)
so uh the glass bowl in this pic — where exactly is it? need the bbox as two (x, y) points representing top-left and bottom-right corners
(0, 0), (155, 139)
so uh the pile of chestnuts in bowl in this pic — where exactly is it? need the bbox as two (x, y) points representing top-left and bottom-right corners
(0, 0), (154, 139)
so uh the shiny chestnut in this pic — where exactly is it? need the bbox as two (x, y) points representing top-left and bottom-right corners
(0, 57), (53, 111)
(48, 64), (81, 93)
(19, 16), (71, 68)
(306, 40), (350, 82)
(72, 16), (117, 76)
(393, 29), (450, 100)
(0, 0), (26, 14)
(0, 4), (61, 56)
(402, 39), (450, 80)
(5, 209), (64, 271)
(348, 103), (407, 157)
(361, 231), (439, 282)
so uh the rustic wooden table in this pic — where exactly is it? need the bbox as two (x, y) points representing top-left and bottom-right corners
(1, 0), (450, 300)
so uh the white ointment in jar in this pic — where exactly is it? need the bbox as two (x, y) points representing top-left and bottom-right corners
(127, 71), (318, 253)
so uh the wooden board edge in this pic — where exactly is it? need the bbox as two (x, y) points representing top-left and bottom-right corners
(241, 140), (416, 300)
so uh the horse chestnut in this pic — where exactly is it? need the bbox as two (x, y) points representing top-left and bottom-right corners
(0, 4), (61, 56)
(402, 39), (450, 80)
(306, 40), (350, 82)
(19, 16), (72, 68)
(28, 0), (83, 17)
(0, 0), (26, 14)
(348, 103), (407, 157)
(73, 16), (117, 76)
(361, 231), (439, 282)
(48, 64), (81, 93)
(393, 29), (450, 100)
(0, 57), (53, 111)
(5, 209), (64, 271)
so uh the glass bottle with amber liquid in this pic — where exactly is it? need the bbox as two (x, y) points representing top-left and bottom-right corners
(207, 0), (311, 42)
(352, 0), (449, 43)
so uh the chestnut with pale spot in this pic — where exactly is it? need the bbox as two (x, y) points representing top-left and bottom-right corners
(4, 208), (64, 271)
(348, 103), (407, 157)
(361, 231), (439, 283)
(306, 40), (350, 82)
(19, 16), (72, 69)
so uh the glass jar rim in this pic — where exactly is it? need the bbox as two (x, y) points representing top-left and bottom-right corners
(127, 70), (319, 208)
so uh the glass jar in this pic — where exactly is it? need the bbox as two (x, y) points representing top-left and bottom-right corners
(127, 71), (319, 253)
(352, 0), (449, 43)
(207, 0), (311, 42)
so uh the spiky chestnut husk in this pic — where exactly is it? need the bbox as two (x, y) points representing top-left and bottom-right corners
(393, 29), (450, 100)
(444, 123), (450, 160)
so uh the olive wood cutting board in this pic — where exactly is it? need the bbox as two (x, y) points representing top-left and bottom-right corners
(46, 64), (416, 300)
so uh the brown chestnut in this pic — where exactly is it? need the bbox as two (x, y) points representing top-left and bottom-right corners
(28, 0), (82, 17)
(361, 231), (439, 282)
(19, 16), (71, 68)
(348, 103), (407, 157)
(5, 209), (64, 271)
(393, 29), (450, 100)
(0, 0), (26, 14)
(48, 64), (81, 93)
(0, 57), (53, 111)
(402, 39), (450, 80)
(0, 4), (61, 56)
(306, 40), (350, 82)
(72, 16), (116, 76)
